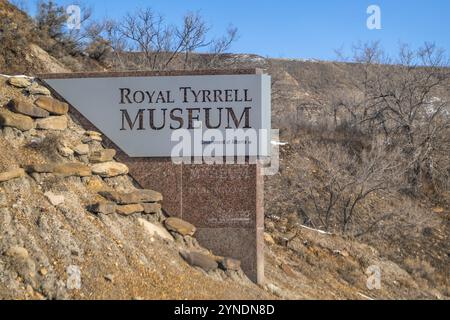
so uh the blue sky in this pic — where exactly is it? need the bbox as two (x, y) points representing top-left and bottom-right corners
(21, 0), (450, 61)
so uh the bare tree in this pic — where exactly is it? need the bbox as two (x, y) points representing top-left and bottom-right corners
(336, 42), (450, 196)
(108, 8), (238, 71)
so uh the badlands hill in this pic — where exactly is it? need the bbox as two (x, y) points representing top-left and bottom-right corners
(0, 0), (448, 300)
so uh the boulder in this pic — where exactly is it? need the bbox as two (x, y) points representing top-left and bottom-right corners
(0, 109), (34, 131)
(116, 204), (144, 216)
(90, 201), (116, 215)
(180, 251), (218, 272)
(164, 217), (196, 236)
(54, 163), (92, 177)
(73, 144), (89, 156)
(44, 191), (65, 206)
(26, 83), (51, 96)
(34, 97), (69, 115)
(9, 99), (50, 118)
(8, 77), (31, 88)
(142, 203), (162, 214)
(35, 116), (68, 131)
(0, 168), (26, 183)
(99, 189), (162, 204)
(137, 218), (173, 241)
(90, 149), (116, 163)
(91, 162), (129, 178)
(218, 258), (241, 271)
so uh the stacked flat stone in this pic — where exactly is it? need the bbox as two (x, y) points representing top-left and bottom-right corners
(92, 189), (163, 216)
(0, 97), (69, 132)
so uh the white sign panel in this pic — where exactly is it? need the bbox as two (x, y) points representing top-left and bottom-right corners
(43, 74), (271, 157)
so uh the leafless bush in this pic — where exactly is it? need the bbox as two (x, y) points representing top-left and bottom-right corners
(296, 137), (402, 234)
(0, 14), (30, 73)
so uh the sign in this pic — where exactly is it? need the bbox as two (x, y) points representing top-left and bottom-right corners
(40, 70), (269, 284)
(43, 72), (271, 157)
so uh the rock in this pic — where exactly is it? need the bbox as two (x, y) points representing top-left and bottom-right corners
(90, 149), (116, 163)
(73, 144), (89, 156)
(99, 189), (162, 204)
(164, 217), (196, 236)
(26, 83), (51, 96)
(137, 218), (173, 241)
(66, 265), (81, 290)
(9, 99), (50, 118)
(218, 257), (241, 271)
(0, 192), (6, 207)
(34, 97), (69, 115)
(39, 268), (48, 276)
(104, 274), (114, 282)
(333, 249), (350, 258)
(35, 116), (68, 131)
(433, 207), (444, 213)
(280, 264), (297, 278)
(116, 204), (144, 216)
(92, 162), (128, 178)
(0, 109), (34, 131)
(266, 283), (283, 297)
(26, 163), (55, 173)
(0, 168), (26, 183)
(8, 77), (31, 88)
(58, 146), (74, 157)
(180, 251), (218, 272)
(44, 191), (65, 206)
(5, 246), (29, 259)
(264, 232), (275, 245)
(142, 203), (162, 214)
(86, 131), (102, 138)
(90, 201), (116, 215)
(54, 163), (92, 177)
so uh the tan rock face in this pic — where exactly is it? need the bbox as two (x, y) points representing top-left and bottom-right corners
(54, 163), (92, 177)
(116, 204), (144, 216)
(10, 99), (50, 118)
(164, 217), (196, 236)
(90, 149), (116, 163)
(8, 77), (32, 88)
(35, 116), (68, 131)
(91, 162), (129, 178)
(0, 168), (26, 182)
(99, 189), (162, 205)
(34, 97), (69, 115)
(0, 109), (34, 131)
(180, 251), (218, 271)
